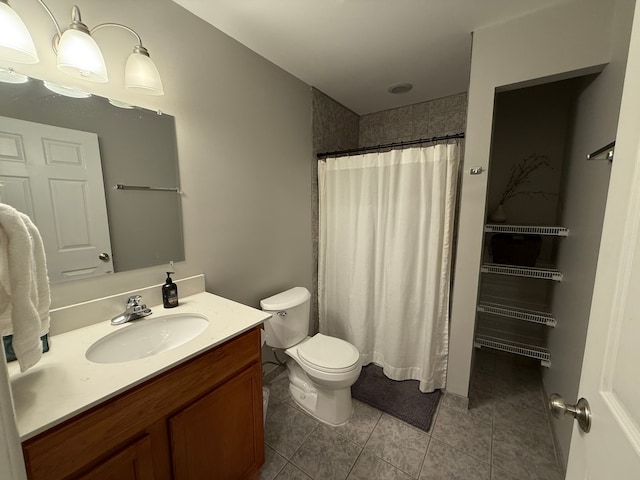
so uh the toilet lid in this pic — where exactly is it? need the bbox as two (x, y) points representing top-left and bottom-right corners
(298, 334), (360, 373)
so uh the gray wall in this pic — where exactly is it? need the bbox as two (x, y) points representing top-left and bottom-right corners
(359, 93), (467, 146)
(543, 0), (635, 466)
(488, 83), (575, 227)
(312, 89), (360, 154)
(10, 0), (314, 312)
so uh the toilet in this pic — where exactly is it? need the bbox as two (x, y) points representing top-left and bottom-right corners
(261, 287), (362, 426)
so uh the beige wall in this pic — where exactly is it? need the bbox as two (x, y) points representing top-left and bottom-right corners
(5, 0), (313, 310)
(448, 0), (614, 398)
(544, 0), (636, 467)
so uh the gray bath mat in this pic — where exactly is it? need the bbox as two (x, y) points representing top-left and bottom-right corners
(351, 364), (441, 432)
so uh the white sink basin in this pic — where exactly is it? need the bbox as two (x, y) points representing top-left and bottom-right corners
(86, 313), (209, 364)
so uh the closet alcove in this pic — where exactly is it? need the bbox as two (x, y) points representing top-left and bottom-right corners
(474, 74), (612, 409)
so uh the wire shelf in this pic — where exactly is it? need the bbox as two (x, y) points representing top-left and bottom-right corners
(481, 263), (563, 281)
(485, 224), (569, 237)
(477, 302), (556, 327)
(474, 333), (551, 367)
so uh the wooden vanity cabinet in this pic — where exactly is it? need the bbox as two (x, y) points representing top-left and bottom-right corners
(22, 327), (265, 480)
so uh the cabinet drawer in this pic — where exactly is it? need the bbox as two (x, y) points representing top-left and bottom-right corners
(75, 435), (155, 480)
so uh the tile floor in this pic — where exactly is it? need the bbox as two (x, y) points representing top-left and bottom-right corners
(260, 349), (564, 480)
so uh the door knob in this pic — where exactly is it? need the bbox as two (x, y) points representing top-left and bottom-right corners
(98, 252), (110, 261)
(549, 393), (591, 433)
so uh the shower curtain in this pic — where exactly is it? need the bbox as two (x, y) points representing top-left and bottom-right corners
(318, 143), (459, 392)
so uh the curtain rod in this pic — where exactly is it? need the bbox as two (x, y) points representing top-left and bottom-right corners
(316, 132), (465, 159)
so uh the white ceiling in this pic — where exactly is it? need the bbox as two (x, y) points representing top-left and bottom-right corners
(172, 0), (566, 115)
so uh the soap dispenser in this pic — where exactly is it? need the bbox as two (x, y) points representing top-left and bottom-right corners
(162, 272), (179, 308)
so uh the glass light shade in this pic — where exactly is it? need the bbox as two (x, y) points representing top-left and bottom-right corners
(108, 98), (134, 109)
(125, 51), (163, 95)
(0, 2), (38, 64)
(0, 67), (28, 84)
(57, 28), (108, 82)
(43, 81), (91, 98)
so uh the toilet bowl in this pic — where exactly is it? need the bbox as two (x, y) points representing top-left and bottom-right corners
(261, 287), (362, 426)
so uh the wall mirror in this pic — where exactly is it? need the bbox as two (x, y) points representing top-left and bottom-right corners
(0, 74), (184, 284)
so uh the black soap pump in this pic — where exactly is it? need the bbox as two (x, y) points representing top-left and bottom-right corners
(162, 272), (178, 308)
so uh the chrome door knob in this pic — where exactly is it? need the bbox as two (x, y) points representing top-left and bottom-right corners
(98, 252), (110, 261)
(549, 393), (591, 433)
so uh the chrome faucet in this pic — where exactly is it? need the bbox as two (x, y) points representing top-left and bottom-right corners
(111, 295), (152, 325)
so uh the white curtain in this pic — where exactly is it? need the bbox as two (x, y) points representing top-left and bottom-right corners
(318, 143), (459, 392)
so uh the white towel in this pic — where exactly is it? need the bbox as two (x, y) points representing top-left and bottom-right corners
(0, 203), (51, 372)
(20, 212), (50, 336)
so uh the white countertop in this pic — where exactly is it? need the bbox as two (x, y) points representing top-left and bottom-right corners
(8, 292), (271, 441)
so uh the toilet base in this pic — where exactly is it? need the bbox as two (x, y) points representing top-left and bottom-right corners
(287, 362), (354, 426)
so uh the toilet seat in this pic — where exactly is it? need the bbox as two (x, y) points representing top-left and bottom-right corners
(297, 334), (360, 374)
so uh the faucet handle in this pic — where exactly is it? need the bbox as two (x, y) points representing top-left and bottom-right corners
(126, 295), (142, 307)
(111, 295), (151, 325)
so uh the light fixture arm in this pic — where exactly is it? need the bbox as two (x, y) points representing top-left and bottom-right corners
(91, 23), (147, 54)
(35, 0), (63, 39)
(32, 2), (147, 55)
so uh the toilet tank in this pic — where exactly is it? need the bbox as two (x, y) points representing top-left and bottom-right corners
(260, 287), (311, 349)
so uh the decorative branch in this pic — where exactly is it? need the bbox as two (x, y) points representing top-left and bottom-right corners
(498, 154), (553, 205)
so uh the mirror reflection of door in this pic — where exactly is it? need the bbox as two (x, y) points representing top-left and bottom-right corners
(0, 116), (113, 282)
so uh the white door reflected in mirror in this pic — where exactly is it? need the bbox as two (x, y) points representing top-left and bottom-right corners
(0, 116), (113, 282)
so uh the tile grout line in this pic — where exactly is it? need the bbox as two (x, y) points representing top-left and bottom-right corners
(328, 425), (366, 480)
(342, 446), (364, 480)
(290, 421), (320, 461)
(271, 457), (287, 480)
(415, 399), (441, 478)
(361, 409), (430, 479)
(489, 380), (496, 480)
(287, 406), (364, 480)
(414, 434), (433, 479)
(429, 414), (493, 464)
(262, 444), (288, 480)
(266, 397), (321, 467)
(489, 374), (497, 479)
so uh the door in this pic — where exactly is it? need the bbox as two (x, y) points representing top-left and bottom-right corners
(565, 2), (640, 477)
(0, 116), (113, 282)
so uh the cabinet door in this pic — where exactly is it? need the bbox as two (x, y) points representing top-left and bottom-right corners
(170, 362), (264, 480)
(75, 435), (155, 480)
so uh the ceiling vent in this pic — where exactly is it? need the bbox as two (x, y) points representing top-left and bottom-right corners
(388, 83), (413, 94)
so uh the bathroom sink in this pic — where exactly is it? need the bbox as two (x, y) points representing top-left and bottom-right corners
(86, 313), (209, 364)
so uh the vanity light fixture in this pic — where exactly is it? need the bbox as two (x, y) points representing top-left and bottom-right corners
(0, 0), (163, 95)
